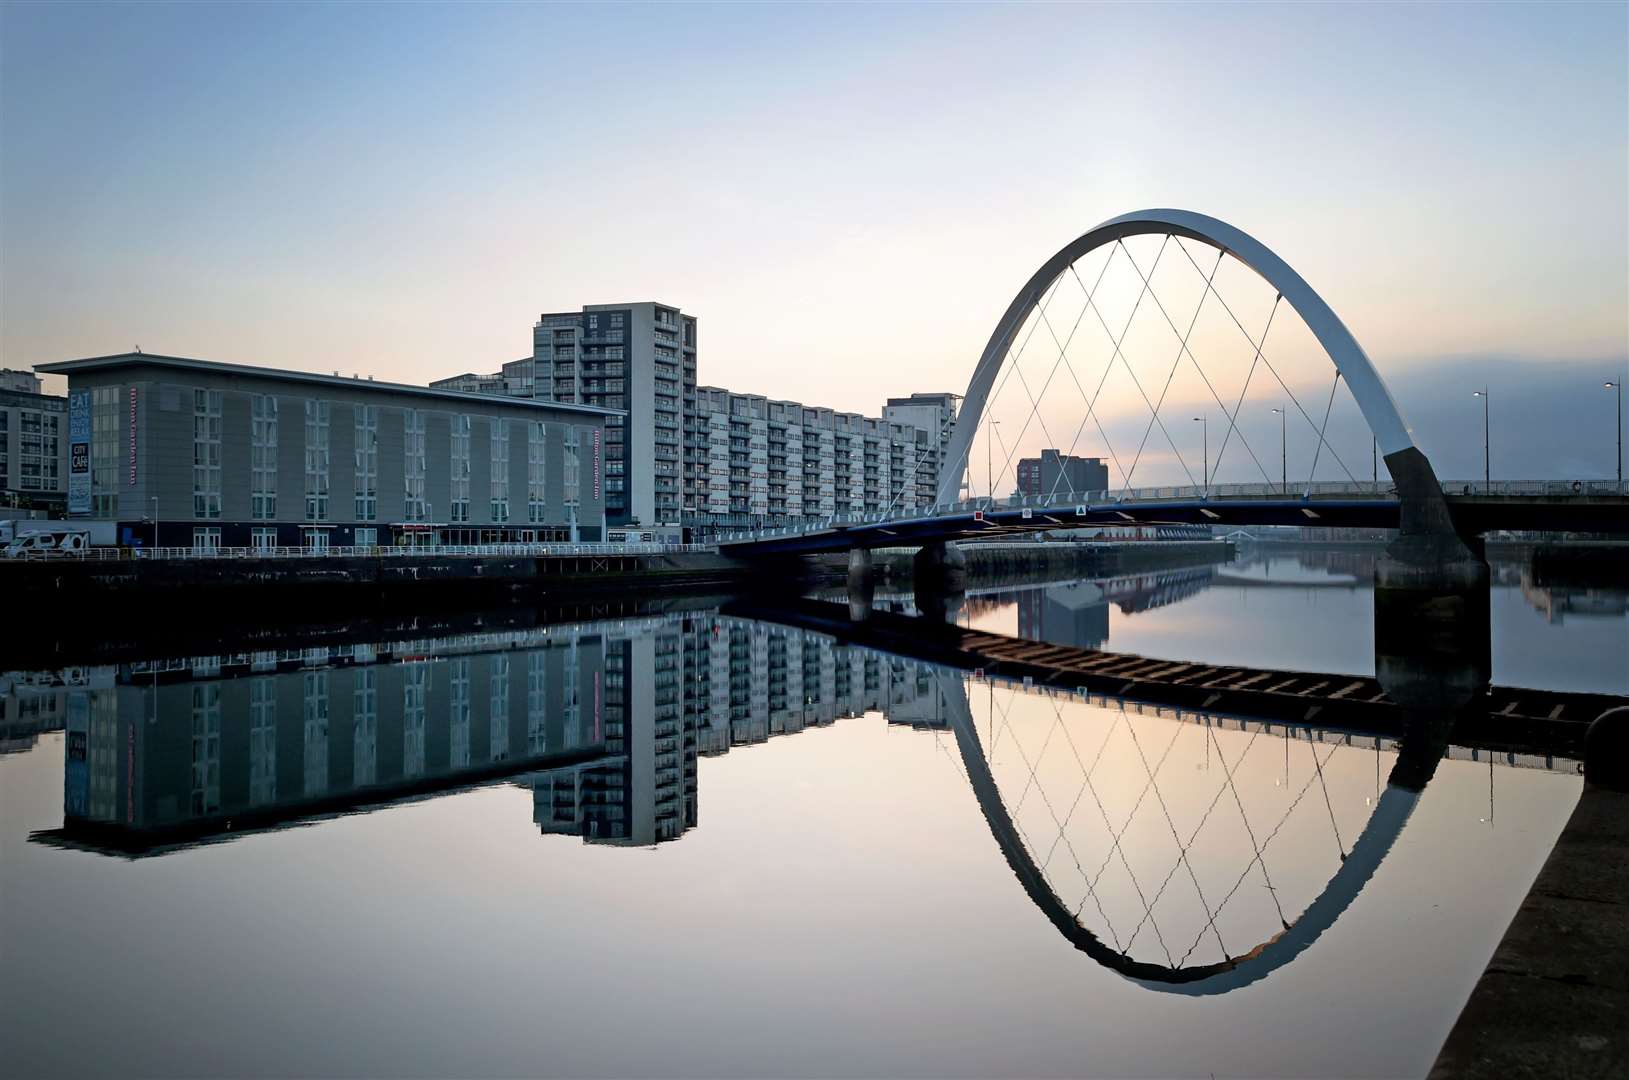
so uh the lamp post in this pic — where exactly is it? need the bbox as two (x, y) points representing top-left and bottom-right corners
(1607, 381), (1622, 485)
(1192, 416), (1208, 495)
(1472, 389), (1489, 488)
(1270, 408), (1286, 494)
(987, 418), (1001, 503)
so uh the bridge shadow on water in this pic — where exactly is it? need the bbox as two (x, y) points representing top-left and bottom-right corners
(15, 557), (1620, 997)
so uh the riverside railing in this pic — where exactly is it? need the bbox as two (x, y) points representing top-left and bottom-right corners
(2, 541), (715, 562)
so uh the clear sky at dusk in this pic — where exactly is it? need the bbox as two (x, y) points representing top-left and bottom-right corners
(2, 1), (1624, 478)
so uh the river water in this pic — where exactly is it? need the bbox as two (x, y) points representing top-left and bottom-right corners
(2, 545), (1623, 1078)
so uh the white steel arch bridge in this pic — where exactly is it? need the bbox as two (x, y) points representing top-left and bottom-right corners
(719, 210), (1626, 557)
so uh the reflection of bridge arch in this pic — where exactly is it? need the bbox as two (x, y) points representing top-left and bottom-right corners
(934, 670), (1428, 995)
(936, 209), (1448, 535)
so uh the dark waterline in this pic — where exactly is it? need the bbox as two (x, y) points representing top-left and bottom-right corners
(2, 547), (1622, 1078)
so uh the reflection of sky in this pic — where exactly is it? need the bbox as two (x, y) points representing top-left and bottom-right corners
(1, 709), (1579, 1079)
(971, 559), (1629, 694)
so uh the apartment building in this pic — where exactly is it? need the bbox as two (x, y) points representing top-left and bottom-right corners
(0, 371), (69, 511)
(689, 387), (945, 527)
(434, 303), (697, 536)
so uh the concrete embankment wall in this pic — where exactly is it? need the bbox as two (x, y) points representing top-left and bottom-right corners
(0, 550), (769, 606)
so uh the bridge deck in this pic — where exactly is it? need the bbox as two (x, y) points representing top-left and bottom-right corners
(728, 598), (1623, 762)
(718, 482), (1629, 556)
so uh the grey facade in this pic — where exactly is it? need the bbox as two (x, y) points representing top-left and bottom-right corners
(36, 353), (616, 548)
(0, 382), (69, 511)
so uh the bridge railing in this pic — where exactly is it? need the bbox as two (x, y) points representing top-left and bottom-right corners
(716, 481), (1401, 542)
(2, 542), (714, 562)
(1447, 479), (1628, 497)
(713, 478), (1626, 544)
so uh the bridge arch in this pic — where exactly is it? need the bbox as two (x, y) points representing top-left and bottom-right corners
(933, 669), (1429, 995)
(936, 210), (1449, 538)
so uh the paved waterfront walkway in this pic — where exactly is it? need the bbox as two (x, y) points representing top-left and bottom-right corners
(1430, 775), (1629, 1078)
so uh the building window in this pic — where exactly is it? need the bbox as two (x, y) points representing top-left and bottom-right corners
(17, 409), (61, 491)
(403, 664), (427, 779)
(450, 414), (470, 522)
(489, 653), (509, 761)
(527, 421), (547, 523)
(563, 426), (581, 511)
(251, 527), (277, 552)
(303, 670), (329, 797)
(192, 526), (221, 552)
(404, 408), (427, 522)
(303, 528), (330, 552)
(527, 651), (547, 753)
(353, 668), (377, 787)
(90, 385), (121, 517)
(355, 405), (377, 521)
(490, 418), (509, 522)
(304, 400), (330, 521)
(251, 394), (277, 520)
(190, 684), (221, 815)
(355, 526), (377, 548)
(193, 389), (223, 519)
(248, 679), (276, 806)
(450, 657), (471, 769)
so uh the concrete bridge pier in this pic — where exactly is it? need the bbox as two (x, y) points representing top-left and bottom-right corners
(912, 541), (968, 624)
(846, 548), (875, 622)
(912, 541), (967, 590)
(1375, 447), (1493, 715)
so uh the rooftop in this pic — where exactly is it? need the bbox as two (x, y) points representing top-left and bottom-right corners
(35, 352), (624, 418)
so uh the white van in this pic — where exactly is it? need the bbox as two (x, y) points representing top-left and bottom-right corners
(2, 528), (91, 558)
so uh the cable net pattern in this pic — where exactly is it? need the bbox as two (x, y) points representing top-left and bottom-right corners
(957, 234), (1379, 504)
(972, 681), (1389, 971)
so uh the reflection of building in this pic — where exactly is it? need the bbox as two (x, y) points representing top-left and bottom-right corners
(1520, 575), (1629, 624)
(1017, 583), (1110, 650)
(1016, 450), (1108, 499)
(528, 615), (953, 846)
(39, 630), (609, 853)
(1, 668), (106, 755)
(1007, 567), (1219, 650)
(29, 612), (959, 857)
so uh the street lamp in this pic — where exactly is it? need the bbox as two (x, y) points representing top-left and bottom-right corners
(1472, 389), (1489, 488)
(987, 418), (1001, 503)
(1270, 408), (1286, 494)
(1607, 381), (1622, 486)
(1192, 416), (1208, 494)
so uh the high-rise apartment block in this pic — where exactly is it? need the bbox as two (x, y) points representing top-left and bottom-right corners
(435, 303), (696, 533)
(432, 304), (959, 535)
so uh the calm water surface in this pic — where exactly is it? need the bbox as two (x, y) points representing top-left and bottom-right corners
(2, 546), (1623, 1078)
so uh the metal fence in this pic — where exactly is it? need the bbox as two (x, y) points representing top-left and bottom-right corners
(2, 541), (714, 562)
